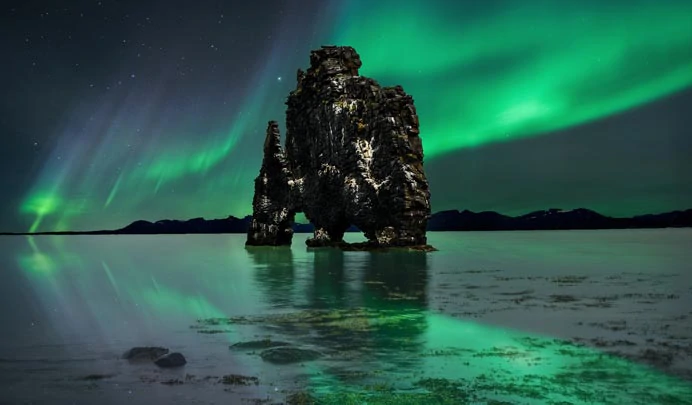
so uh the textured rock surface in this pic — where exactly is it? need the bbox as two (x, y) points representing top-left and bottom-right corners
(154, 352), (187, 368)
(259, 347), (323, 364)
(246, 121), (295, 245)
(247, 45), (431, 248)
(122, 346), (169, 361)
(229, 339), (291, 350)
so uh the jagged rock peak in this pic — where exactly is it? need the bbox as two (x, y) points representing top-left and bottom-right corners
(306, 45), (362, 78)
(245, 122), (294, 246)
(263, 120), (282, 155)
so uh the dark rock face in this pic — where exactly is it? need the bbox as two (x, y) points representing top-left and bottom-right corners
(154, 352), (187, 368)
(259, 347), (323, 364)
(247, 46), (431, 248)
(122, 347), (169, 361)
(122, 347), (186, 368)
(229, 339), (291, 350)
(246, 122), (295, 246)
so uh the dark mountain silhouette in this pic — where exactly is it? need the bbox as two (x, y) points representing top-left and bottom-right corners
(428, 208), (692, 231)
(117, 216), (253, 234)
(1, 208), (691, 235)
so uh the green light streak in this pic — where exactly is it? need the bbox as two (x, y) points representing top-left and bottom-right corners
(18, 55), (280, 232)
(102, 261), (120, 297)
(18, 236), (57, 274)
(332, 0), (692, 157)
(141, 132), (241, 185)
(21, 194), (62, 233)
(21, 194), (61, 216)
(133, 81), (275, 190)
(139, 284), (227, 321)
(105, 172), (123, 208)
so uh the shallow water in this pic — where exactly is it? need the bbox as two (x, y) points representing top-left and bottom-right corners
(0, 230), (691, 404)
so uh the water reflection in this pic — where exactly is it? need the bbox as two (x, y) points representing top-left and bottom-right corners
(246, 246), (295, 308)
(248, 247), (430, 383)
(309, 249), (347, 309)
(3, 233), (690, 404)
(243, 241), (692, 402)
(9, 236), (250, 348)
(360, 252), (428, 370)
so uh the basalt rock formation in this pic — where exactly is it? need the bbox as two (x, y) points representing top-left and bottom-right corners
(246, 45), (432, 249)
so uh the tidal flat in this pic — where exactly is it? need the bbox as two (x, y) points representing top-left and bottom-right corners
(0, 230), (690, 404)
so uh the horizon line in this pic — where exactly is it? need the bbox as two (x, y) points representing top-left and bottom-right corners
(2, 206), (691, 235)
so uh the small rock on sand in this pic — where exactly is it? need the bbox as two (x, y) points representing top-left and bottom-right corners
(229, 339), (291, 350)
(220, 374), (259, 385)
(260, 347), (322, 364)
(122, 347), (169, 361)
(154, 352), (187, 368)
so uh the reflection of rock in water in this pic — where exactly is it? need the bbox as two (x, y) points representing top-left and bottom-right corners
(359, 252), (429, 368)
(246, 246), (295, 308)
(363, 252), (429, 308)
(310, 249), (346, 309)
(241, 248), (429, 382)
(283, 251), (429, 366)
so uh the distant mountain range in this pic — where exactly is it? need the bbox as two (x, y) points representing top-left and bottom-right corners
(427, 208), (692, 231)
(1, 208), (691, 235)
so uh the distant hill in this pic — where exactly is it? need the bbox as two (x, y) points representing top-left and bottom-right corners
(118, 216), (253, 234)
(1, 208), (691, 235)
(427, 208), (692, 231)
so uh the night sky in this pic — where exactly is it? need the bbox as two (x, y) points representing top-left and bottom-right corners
(2, 0), (691, 233)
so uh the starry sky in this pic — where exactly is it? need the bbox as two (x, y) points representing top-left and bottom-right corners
(1, 0), (691, 233)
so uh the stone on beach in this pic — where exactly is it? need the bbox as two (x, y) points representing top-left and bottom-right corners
(229, 339), (292, 350)
(122, 346), (169, 361)
(154, 352), (187, 368)
(259, 347), (323, 364)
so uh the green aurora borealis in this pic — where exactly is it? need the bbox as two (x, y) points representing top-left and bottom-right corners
(4, 3), (692, 402)
(4, 0), (692, 232)
(334, 0), (692, 156)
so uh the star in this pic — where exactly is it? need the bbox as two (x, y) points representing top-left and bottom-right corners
(277, 76), (282, 82)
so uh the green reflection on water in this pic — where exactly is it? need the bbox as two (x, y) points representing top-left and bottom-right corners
(138, 284), (227, 322)
(12, 234), (692, 403)
(243, 245), (691, 403)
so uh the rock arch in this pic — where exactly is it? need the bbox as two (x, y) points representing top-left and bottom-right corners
(246, 46), (431, 248)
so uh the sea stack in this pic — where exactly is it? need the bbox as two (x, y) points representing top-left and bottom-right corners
(246, 45), (431, 249)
